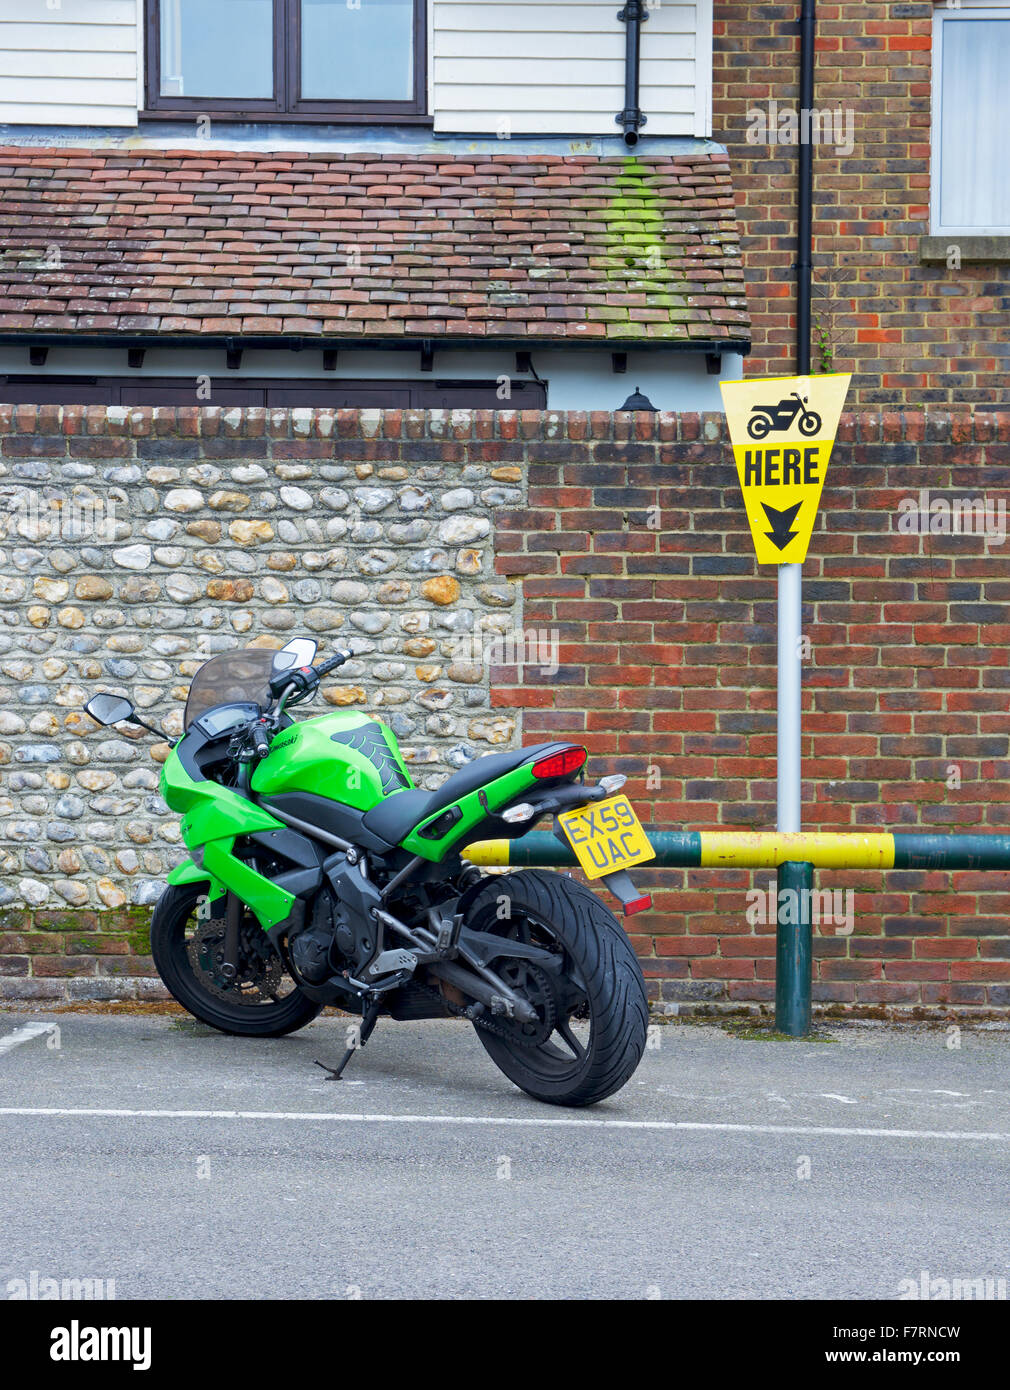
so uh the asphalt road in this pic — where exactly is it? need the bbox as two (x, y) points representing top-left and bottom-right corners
(1, 1009), (1009, 1300)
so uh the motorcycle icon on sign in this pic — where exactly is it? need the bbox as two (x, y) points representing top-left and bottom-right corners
(746, 392), (822, 440)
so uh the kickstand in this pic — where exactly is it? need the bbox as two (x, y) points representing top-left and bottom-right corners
(314, 997), (381, 1082)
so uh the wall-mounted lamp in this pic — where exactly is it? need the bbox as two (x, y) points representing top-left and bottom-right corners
(618, 386), (657, 411)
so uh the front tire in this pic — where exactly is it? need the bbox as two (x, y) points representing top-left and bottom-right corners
(151, 882), (322, 1038)
(463, 870), (649, 1107)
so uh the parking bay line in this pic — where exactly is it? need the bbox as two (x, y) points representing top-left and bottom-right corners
(0, 1107), (1008, 1143)
(0, 1023), (58, 1056)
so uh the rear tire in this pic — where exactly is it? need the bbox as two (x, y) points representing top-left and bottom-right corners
(464, 869), (649, 1107)
(151, 882), (322, 1038)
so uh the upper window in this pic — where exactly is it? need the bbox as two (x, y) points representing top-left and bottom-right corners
(145, 0), (428, 120)
(931, 4), (1010, 234)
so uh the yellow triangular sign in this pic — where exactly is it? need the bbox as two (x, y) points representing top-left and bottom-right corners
(720, 373), (851, 565)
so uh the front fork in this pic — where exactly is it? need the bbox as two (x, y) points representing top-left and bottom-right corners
(220, 889), (243, 983)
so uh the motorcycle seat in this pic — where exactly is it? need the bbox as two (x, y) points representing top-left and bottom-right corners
(361, 742), (570, 845)
(360, 789), (432, 845)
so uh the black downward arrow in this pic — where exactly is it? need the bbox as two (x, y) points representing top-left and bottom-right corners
(762, 500), (803, 550)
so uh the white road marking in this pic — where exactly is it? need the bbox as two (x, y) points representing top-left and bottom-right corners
(896, 1088), (969, 1098)
(0, 1107), (1008, 1143)
(0, 1022), (57, 1057)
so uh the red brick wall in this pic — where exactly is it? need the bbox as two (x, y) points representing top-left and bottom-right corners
(496, 408), (1010, 1014)
(713, 1), (1009, 406)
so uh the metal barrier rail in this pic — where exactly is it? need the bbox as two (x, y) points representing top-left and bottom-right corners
(464, 829), (1010, 873)
(463, 830), (1010, 1035)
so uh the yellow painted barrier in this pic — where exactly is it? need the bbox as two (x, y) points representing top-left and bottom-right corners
(462, 839), (512, 867)
(462, 829), (899, 871)
(697, 830), (896, 870)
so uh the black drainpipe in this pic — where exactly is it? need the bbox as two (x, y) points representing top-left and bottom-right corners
(796, 0), (816, 374)
(616, 1), (648, 146)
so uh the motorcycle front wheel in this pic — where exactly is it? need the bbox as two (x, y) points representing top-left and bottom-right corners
(151, 882), (322, 1037)
(462, 869), (649, 1107)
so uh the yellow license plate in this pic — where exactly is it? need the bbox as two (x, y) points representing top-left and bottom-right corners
(557, 795), (655, 880)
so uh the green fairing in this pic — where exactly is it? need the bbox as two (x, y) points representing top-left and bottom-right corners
(160, 746), (295, 932)
(166, 859), (226, 896)
(401, 760), (541, 862)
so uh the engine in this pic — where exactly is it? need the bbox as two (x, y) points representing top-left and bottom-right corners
(289, 886), (355, 985)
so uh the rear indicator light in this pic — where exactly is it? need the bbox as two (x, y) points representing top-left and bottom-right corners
(531, 747), (587, 780)
(622, 895), (652, 917)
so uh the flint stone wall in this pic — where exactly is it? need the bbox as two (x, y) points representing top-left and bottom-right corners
(0, 406), (524, 980)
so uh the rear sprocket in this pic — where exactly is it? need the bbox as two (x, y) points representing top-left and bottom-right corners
(480, 958), (558, 1047)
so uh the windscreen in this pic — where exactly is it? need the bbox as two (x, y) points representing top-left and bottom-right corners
(183, 648), (276, 730)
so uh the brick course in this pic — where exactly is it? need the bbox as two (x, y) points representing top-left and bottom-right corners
(713, 2), (1010, 406)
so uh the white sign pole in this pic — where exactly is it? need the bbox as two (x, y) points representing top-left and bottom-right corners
(776, 562), (803, 835)
(775, 559), (811, 1036)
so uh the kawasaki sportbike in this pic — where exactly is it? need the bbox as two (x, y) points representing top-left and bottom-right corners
(84, 640), (651, 1106)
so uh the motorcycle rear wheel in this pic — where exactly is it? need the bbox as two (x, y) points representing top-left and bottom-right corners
(463, 869), (649, 1107)
(151, 882), (322, 1037)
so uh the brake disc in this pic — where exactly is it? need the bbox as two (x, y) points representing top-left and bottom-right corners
(187, 920), (284, 1004)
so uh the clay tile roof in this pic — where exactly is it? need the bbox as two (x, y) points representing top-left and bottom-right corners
(0, 148), (749, 345)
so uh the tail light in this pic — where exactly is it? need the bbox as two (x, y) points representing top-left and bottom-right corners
(531, 746), (587, 780)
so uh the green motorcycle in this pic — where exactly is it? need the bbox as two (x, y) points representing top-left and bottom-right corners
(84, 640), (651, 1106)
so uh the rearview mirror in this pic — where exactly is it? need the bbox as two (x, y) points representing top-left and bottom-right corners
(274, 638), (318, 672)
(85, 693), (136, 727)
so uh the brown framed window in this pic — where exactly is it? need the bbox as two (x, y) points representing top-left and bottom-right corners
(144, 0), (428, 121)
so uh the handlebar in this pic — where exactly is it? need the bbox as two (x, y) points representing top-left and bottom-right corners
(228, 648), (356, 768)
(314, 648), (353, 680)
(268, 647), (353, 700)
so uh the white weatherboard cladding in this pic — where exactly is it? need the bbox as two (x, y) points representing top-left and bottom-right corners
(0, 0), (711, 137)
(0, 0), (141, 126)
(430, 0), (710, 136)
